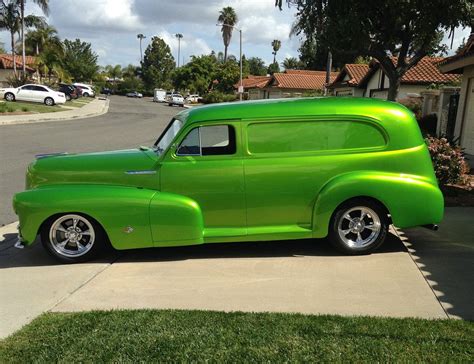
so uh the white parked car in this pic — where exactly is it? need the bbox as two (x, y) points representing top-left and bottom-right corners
(186, 94), (201, 103)
(168, 93), (184, 107)
(0, 84), (66, 106)
(73, 83), (95, 97)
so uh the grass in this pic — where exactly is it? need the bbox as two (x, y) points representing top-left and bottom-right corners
(66, 97), (94, 108)
(0, 100), (64, 114)
(0, 310), (472, 362)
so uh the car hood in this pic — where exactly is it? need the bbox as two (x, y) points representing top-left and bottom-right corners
(26, 148), (159, 190)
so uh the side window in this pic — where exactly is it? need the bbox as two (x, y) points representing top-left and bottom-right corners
(21, 85), (34, 90)
(177, 125), (236, 156)
(33, 86), (47, 92)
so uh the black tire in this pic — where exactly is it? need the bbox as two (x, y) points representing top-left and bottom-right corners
(4, 92), (15, 102)
(40, 213), (108, 263)
(44, 97), (54, 106)
(83, 92), (89, 97)
(328, 198), (388, 255)
(65, 94), (72, 101)
(168, 103), (173, 106)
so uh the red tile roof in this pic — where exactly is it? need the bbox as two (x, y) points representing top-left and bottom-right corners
(331, 64), (370, 87)
(0, 54), (36, 72)
(359, 56), (460, 86)
(238, 75), (271, 89)
(272, 70), (339, 90)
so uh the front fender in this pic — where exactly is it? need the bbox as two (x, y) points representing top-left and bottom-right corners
(312, 171), (444, 238)
(13, 184), (157, 249)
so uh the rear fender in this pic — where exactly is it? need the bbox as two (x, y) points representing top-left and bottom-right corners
(312, 171), (444, 238)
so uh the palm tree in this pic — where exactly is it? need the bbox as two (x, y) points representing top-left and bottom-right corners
(0, 1), (21, 76)
(282, 56), (300, 70)
(19, 0), (49, 76)
(272, 39), (281, 64)
(25, 23), (59, 56)
(217, 6), (238, 62)
(105, 64), (122, 82)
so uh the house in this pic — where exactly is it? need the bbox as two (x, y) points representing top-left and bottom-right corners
(0, 54), (37, 86)
(439, 33), (474, 156)
(330, 57), (460, 100)
(329, 64), (369, 96)
(360, 57), (460, 99)
(240, 70), (338, 100)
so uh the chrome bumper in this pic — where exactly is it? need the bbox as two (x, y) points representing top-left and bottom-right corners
(14, 224), (25, 249)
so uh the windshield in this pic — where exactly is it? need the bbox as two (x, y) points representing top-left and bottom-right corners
(154, 118), (184, 154)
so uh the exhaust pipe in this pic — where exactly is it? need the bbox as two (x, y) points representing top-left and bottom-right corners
(422, 224), (439, 231)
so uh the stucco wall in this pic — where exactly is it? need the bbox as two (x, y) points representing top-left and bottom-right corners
(454, 65), (474, 155)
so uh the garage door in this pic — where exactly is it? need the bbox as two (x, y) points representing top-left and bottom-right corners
(461, 78), (474, 155)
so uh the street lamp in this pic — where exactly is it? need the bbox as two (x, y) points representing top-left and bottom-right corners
(175, 33), (183, 67)
(216, 23), (243, 101)
(137, 34), (146, 64)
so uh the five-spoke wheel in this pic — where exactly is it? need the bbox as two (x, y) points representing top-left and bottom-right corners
(329, 200), (388, 254)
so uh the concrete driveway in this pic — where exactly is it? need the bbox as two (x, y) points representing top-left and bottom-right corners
(1, 221), (451, 339)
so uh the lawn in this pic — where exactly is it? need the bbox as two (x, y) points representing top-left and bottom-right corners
(66, 97), (94, 108)
(0, 100), (64, 114)
(0, 310), (472, 362)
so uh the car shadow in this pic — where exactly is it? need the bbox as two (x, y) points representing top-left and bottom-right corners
(0, 230), (406, 269)
(398, 207), (474, 320)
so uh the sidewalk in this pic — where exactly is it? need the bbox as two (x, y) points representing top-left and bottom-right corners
(0, 98), (110, 126)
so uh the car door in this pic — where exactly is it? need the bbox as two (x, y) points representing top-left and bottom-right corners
(159, 121), (246, 239)
(31, 85), (49, 103)
(16, 85), (34, 101)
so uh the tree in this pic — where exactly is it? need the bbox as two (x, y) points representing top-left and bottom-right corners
(0, 0), (44, 77)
(247, 57), (267, 75)
(267, 61), (280, 75)
(62, 38), (99, 81)
(19, 0), (49, 76)
(105, 64), (122, 81)
(282, 56), (301, 70)
(141, 36), (175, 90)
(277, 0), (473, 100)
(25, 23), (60, 55)
(217, 6), (238, 61)
(215, 59), (240, 93)
(172, 54), (218, 94)
(271, 39), (281, 63)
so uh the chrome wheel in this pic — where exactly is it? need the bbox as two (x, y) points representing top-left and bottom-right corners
(337, 206), (381, 249)
(5, 93), (14, 101)
(49, 214), (95, 258)
(45, 97), (54, 106)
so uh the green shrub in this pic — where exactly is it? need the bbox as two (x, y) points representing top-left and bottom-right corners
(425, 136), (470, 186)
(6, 105), (15, 112)
(202, 91), (237, 104)
(418, 114), (438, 135)
(21, 106), (29, 112)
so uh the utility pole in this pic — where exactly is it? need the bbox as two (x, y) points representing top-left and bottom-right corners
(175, 33), (183, 67)
(325, 50), (332, 96)
(137, 34), (146, 64)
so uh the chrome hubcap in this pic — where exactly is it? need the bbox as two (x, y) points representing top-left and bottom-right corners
(49, 214), (95, 257)
(338, 206), (381, 248)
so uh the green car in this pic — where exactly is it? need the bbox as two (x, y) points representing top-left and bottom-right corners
(13, 98), (443, 262)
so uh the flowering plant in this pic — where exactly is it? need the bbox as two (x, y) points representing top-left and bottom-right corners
(425, 136), (470, 186)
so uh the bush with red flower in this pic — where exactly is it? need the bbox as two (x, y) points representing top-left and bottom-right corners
(425, 136), (470, 186)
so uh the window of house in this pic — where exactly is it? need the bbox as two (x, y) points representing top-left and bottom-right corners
(177, 125), (236, 156)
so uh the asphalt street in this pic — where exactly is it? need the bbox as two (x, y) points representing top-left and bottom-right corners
(0, 96), (179, 226)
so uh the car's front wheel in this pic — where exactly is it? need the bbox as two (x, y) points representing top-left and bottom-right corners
(4, 92), (15, 102)
(328, 199), (388, 255)
(44, 97), (54, 106)
(83, 92), (89, 97)
(41, 213), (106, 263)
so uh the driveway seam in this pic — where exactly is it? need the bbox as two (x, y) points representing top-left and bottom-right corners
(393, 227), (450, 319)
(47, 253), (122, 312)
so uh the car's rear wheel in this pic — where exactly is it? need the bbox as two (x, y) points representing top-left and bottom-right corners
(41, 213), (106, 263)
(44, 97), (54, 106)
(65, 94), (71, 101)
(83, 92), (89, 97)
(5, 92), (15, 102)
(328, 199), (388, 255)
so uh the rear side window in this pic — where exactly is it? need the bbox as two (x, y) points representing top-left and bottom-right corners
(177, 125), (236, 156)
(247, 120), (386, 154)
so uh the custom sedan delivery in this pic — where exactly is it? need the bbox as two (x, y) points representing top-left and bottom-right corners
(13, 98), (443, 262)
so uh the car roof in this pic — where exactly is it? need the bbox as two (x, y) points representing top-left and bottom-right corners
(176, 97), (424, 150)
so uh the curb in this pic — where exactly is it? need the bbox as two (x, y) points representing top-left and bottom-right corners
(0, 98), (110, 126)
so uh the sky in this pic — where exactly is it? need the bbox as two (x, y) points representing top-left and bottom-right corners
(1, 0), (471, 68)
